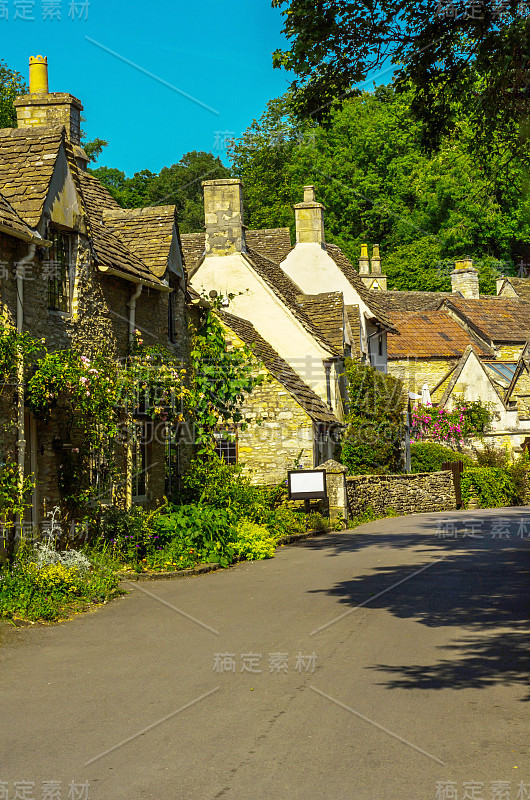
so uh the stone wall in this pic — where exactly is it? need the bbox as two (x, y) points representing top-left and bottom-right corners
(238, 370), (315, 486)
(346, 471), (456, 517)
(388, 357), (456, 399)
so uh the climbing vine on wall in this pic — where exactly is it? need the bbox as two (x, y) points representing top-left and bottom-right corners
(190, 300), (264, 456)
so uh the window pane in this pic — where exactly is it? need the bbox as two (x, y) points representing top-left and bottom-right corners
(47, 229), (71, 312)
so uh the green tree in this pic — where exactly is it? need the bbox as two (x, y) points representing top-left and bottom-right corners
(341, 360), (406, 474)
(272, 0), (530, 161)
(0, 60), (26, 129)
(230, 86), (528, 289)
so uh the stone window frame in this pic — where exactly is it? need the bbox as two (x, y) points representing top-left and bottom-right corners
(46, 226), (75, 315)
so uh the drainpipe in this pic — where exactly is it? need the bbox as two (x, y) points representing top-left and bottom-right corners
(15, 244), (36, 532)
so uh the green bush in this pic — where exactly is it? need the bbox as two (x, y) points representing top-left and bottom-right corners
(234, 521), (276, 560)
(461, 467), (516, 509)
(410, 442), (475, 473)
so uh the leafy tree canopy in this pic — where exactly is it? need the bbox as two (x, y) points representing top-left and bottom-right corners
(272, 0), (530, 160)
(90, 151), (230, 233)
(0, 60), (26, 129)
(229, 85), (530, 290)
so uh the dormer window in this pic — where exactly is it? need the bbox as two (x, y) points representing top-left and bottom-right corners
(47, 228), (72, 312)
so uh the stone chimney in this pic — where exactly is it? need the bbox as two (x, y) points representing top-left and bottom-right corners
(202, 179), (246, 256)
(451, 257), (479, 299)
(293, 185), (325, 245)
(14, 55), (83, 148)
(359, 244), (387, 290)
(358, 243), (370, 276)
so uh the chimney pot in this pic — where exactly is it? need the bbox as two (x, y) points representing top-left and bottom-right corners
(29, 55), (48, 94)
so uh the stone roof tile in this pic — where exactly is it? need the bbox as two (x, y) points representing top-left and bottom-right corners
(388, 310), (492, 358)
(0, 126), (64, 227)
(102, 206), (177, 278)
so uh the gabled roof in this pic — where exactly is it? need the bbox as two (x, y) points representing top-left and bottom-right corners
(296, 292), (345, 354)
(180, 232), (205, 272)
(498, 277), (530, 302)
(0, 192), (43, 243)
(244, 247), (340, 356)
(439, 345), (506, 407)
(180, 227), (293, 274)
(441, 296), (530, 343)
(371, 289), (456, 313)
(0, 126), (64, 228)
(219, 311), (339, 425)
(78, 172), (165, 288)
(387, 310), (492, 359)
(245, 228), (292, 264)
(102, 206), (178, 278)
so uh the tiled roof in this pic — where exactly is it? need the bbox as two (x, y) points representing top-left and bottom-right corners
(0, 126), (64, 228)
(245, 246), (339, 355)
(219, 311), (339, 425)
(442, 296), (530, 343)
(102, 206), (177, 278)
(78, 172), (163, 286)
(296, 292), (345, 354)
(501, 278), (530, 302)
(345, 305), (361, 358)
(180, 228), (293, 274)
(180, 232), (205, 273)
(387, 311), (492, 358)
(0, 192), (40, 242)
(324, 244), (397, 329)
(372, 289), (456, 313)
(245, 228), (292, 263)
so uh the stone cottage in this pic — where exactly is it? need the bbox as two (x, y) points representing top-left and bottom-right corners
(0, 56), (189, 530)
(181, 181), (395, 482)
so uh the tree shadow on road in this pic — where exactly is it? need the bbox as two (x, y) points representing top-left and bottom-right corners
(305, 510), (530, 700)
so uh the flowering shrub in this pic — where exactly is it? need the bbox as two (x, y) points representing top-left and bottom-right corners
(411, 400), (492, 444)
(0, 554), (121, 621)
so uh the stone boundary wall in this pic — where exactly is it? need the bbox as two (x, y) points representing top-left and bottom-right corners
(346, 471), (456, 517)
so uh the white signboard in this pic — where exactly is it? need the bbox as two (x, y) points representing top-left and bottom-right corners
(287, 469), (327, 500)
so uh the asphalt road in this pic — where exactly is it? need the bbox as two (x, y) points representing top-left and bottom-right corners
(1, 508), (529, 800)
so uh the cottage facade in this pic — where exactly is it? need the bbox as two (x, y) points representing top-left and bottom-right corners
(0, 56), (189, 530)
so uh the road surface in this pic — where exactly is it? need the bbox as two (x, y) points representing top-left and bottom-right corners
(1, 508), (529, 799)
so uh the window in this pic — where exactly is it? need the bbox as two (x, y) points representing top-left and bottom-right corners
(47, 229), (72, 312)
(214, 430), (237, 465)
(132, 422), (148, 498)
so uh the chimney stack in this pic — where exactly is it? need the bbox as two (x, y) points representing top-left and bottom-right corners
(359, 243), (370, 275)
(451, 257), (479, 299)
(359, 244), (387, 290)
(14, 55), (83, 147)
(202, 179), (246, 256)
(293, 185), (325, 246)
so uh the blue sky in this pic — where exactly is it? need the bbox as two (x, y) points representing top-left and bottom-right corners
(2, 0), (292, 174)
